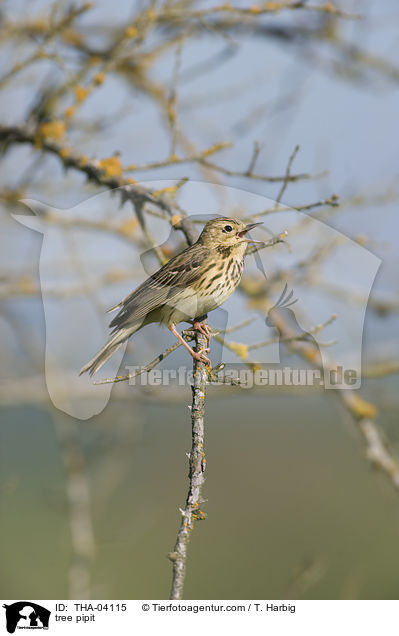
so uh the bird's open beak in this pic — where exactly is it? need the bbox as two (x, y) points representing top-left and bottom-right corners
(237, 221), (263, 243)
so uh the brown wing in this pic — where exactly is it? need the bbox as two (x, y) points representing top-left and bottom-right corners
(108, 243), (210, 331)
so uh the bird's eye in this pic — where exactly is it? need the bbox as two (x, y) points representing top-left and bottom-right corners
(223, 225), (233, 232)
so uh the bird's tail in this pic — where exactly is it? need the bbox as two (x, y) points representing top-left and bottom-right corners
(79, 326), (138, 377)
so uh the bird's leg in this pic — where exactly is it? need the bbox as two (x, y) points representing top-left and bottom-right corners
(193, 321), (213, 339)
(169, 323), (211, 365)
(190, 315), (214, 339)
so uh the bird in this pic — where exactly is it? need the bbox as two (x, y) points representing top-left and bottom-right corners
(79, 216), (263, 376)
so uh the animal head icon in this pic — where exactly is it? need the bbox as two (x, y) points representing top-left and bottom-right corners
(265, 283), (298, 328)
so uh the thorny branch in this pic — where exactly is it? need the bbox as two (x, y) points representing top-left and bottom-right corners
(169, 328), (208, 600)
(93, 330), (200, 385)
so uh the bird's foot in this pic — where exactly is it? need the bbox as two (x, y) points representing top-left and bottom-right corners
(192, 321), (214, 339)
(192, 347), (211, 365)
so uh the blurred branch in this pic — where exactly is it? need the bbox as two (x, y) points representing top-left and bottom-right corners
(358, 419), (399, 488)
(308, 280), (399, 316)
(0, 3), (92, 89)
(197, 156), (312, 183)
(362, 360), (399, 379)
(0, 124), (314, 185)
(238, 277), (399, 493)
(160, 3), (361, 21)
(55, 413), (96, 599)
(275, 144), (300, 207)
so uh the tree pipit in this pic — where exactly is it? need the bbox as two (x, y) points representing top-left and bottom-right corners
(79, 217), (262, 376)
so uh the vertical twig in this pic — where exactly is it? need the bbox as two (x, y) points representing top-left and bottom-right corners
(55, 414), (96, 599)
(169, 329), (208, 600)
(169, 39), (183, 157)
(274, 144), (300, 207)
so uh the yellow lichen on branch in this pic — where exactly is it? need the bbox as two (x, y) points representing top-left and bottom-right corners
(59, 147), (71, 159)
(64, 106), (77, 119)
(170, 214), (183, 227)
(227, 341), (249, 361)
(348, 394), (378, 419)
(264, 1), (282, 9)
(152, 185), (180, 198)
(93, 72), (106, 86)
(36, 121), (66, 145)
(62, 28), (84, 46)
(119, 218), (139, 236)
(74, 85), (89, 103)
(125, 25), (138, 38)
(201, 141), (231, 157)
(324, 2), (338, 13)
(98, 155), (123, 178)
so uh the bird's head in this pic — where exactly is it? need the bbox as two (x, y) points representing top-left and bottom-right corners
(198, 217), (263, 250)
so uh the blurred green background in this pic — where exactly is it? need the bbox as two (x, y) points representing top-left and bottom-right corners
(1, 378), (399, 599)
